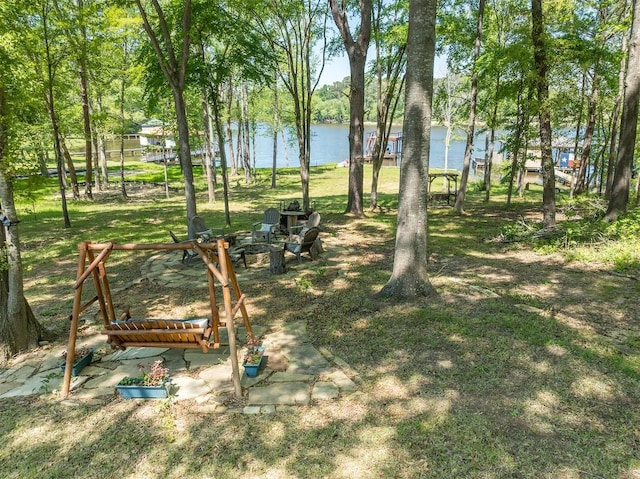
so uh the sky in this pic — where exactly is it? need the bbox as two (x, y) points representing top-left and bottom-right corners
(318, 53), (448, 86)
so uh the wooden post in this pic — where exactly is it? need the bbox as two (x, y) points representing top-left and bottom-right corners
(206, 265), (220, 346)
(269, 245), (286, 274)
(224, 248), (254, 340)
(62, 242), (89, 398)
(216, 238), (243, 398)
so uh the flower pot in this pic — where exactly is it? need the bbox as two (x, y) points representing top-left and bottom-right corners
(243, 346), (265, 378)
(60, 350), (94, 377)
(116, 383), (170, 399)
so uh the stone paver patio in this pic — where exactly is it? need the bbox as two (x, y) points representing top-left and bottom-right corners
(0, 239), (361, 414)
(0, 321), (360, 414)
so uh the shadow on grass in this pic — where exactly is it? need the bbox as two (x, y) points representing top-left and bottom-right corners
(5, 167), (640, 478)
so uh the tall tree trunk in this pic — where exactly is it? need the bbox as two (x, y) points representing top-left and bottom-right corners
(606, 33), (628, 199)
(508, 76), (526, 206)
(226, 119), (237, 177)
(345, 55), (366, 216)
(79, 57), (93, 199)
(91, 128), (101, 191)
(173, 90), (197, 222)
(330, 0), (372, 217)
(0, 177), (42, 363)
(136, 0), (197, 227)
(570, 69), (587, 198)
(59, 135), (80, 200)
(52, 0), (93, 198)
(163, 152), (170, 199)
(201, 89), (216, 202)
(370, 43), (405, 209)
(517, 136), (530, 197)
(483, 75), (500, 202)
(454, 0), (484, 214)
(370, 0), (384, 210)
(225, 83), (238, 177)
(97, 134), (107, 190)
(37, 146), (49, 177)
(272, 71), (279, 189)
(40, 1), (72, 225)
(241, 83), (252, 184)
(532, 0), (556, 228)
(606, 0), (640, 220)
(44, 93), (72, 227)
(0, 85), (43, 361)
(94, 94), (108, 190)
(212, 93), (232, 227)
(574, 69), (600, 195)
(119, 74), (128, 199)
(379, 0), (435, 299)
(235, 97), (244, 175)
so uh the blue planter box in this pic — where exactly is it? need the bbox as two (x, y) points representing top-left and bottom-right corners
(116, 383), (170, 399)
(243, 347), (265, 378)
(60, 350), (94, 377)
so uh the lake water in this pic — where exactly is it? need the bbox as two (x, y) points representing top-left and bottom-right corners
(249, 123), (502, 171)
(112, 123), (502, 172)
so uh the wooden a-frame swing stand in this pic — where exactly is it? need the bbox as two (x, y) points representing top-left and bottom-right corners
(62, 238), (254, 399)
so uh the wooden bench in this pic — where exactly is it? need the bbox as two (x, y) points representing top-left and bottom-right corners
(102, 317), (216, 353)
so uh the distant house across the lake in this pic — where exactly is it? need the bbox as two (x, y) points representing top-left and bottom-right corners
(139, 119), (176, 149)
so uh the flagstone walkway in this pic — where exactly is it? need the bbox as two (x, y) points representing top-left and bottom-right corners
(0, 320), (361, 413)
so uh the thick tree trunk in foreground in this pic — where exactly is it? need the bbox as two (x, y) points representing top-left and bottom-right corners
(606, 0), (640, 220)
(0, 145), (42, 362)
(606, 34), (627, 199)
(379, 0), (435, 299)
(532, 0), (556, 228)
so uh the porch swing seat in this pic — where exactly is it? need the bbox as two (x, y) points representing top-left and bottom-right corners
(102, 317), (216, 353)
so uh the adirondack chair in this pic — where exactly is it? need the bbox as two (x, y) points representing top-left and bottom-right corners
(290, 212), (320, 235)
(169, 230), (198, 264)
(188, 215), (225, 241)
(252, 207), (280, 243)
(284, 227), (320, 263)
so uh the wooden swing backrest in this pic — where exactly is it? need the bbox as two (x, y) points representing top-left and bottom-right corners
(103, 318), (212, 353)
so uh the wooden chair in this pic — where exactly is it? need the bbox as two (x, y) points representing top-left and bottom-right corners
(169, 230), (197, 264)
(188, 215), (224, 241)
(252, 207), (280, 243)
(290, 212), (320, 235)
(284, 227), (320, 263)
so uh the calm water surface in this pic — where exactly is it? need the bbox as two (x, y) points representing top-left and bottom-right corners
(250, 123), (503, 171)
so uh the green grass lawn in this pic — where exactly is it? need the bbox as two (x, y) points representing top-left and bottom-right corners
(2, 162), (639, 479)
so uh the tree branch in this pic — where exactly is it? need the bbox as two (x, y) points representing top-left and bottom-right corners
(179, 0), (192, 90)
(135, 0), (175, 87)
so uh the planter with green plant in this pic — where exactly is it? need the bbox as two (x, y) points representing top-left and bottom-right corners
(242, 342), (265, 378)
(116, 360), (171, 399)
(60, 346), (94, 377)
